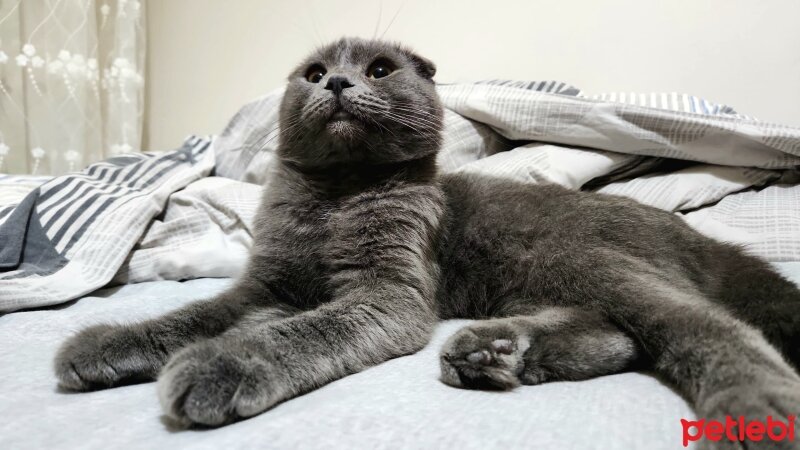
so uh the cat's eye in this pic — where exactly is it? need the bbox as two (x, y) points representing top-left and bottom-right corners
(305, 65), (326, 83)
(367, 60), (393, 79)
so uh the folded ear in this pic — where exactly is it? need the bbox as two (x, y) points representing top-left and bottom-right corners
(408, 53), (436, 80)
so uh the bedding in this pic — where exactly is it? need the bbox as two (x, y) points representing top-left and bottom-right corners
(0, 175), (52, 206)
(0, 140), (214, 311)
(1, 265), (799, 450)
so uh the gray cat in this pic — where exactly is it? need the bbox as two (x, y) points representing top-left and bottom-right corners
(56, 38), (800, 447)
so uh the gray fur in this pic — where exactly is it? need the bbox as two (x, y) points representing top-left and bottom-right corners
(56, 38), (800, 446)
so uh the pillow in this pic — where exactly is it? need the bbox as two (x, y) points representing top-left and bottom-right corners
(213, 88), (284, 185)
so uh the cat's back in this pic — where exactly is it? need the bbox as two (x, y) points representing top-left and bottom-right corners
(439, 172), (672, 243)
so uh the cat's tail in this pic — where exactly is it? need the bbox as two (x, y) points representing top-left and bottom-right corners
(710, 243), (800, 371)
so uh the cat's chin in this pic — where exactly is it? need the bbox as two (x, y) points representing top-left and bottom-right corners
(325, 118), (362, 141)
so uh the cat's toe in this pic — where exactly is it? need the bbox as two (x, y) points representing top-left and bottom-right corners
(466, 349), (492, 365)
(55, 356), (97, 391)
(158, 341), (285, 427)
(491, 339), (514, 355)
(439, 324), (527, 390)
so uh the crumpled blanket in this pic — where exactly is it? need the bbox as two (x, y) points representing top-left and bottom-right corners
(2, 80), (799, 312)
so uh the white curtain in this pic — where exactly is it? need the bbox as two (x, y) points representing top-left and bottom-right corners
(0, 0), (146, 175)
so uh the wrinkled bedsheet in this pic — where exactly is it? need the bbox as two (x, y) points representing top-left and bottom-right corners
(2, 264), (798, 450)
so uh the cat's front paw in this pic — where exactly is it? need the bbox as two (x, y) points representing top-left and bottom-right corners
(55, 324), (162, 391)
(158, 339), (290, 427)
(696, 374), (800, 450)
(439, 321), (529, 390)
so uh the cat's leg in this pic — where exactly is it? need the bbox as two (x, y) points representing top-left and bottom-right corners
(710, 243), (800, 371)
(157, 284), (436, 426)
(156, 186), (443, 426)
(585, 268), (800, 450)
(439, 307), (639, 389)
(55, 283), (297, 391)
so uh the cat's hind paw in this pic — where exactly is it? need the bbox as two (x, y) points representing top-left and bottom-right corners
(696, 373), (800, 450)
(439, 322), (529, 390)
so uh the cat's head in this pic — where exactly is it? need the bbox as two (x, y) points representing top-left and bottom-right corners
(278, 38), (443, 168)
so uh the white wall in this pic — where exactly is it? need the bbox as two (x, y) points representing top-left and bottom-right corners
(145, 0), (800, 150)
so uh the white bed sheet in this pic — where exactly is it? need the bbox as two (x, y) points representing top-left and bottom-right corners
(3, 264), (799, 450)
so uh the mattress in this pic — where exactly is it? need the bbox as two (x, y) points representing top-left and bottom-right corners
(3, 262), (798, 450)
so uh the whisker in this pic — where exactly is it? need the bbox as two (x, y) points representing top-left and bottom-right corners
(384, 112), (441, 130)
(380, 1), (404, 40)
(372, 1), (383, 40)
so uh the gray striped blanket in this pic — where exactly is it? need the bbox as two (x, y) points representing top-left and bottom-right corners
(0, 138), (215, 311)
(2, 81), (799, 312)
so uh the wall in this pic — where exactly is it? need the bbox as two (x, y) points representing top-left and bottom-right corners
(145, 0), (800, 150)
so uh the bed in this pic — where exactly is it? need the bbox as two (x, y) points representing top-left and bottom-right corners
(2, 80), (799, 449)
(1, 266), (799, 449)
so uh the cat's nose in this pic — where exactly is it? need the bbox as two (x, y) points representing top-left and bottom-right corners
(324, 76), (354, 96)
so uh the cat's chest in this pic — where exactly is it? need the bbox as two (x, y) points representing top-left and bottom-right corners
(279, 196), (376, 259)
(260, 178), (442, 306)
(264, 196), (376, 303)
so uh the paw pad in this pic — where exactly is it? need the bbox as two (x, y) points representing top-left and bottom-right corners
(440, 327), (524, 391)
(464, 340), (513, 365)
(466, 350), (492, 365)
(491, 339), (514, 355)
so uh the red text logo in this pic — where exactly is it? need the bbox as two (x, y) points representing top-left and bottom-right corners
(682, 415), (795, 447)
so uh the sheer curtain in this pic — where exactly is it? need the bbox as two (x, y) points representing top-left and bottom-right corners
(0, 0), (146, 175)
